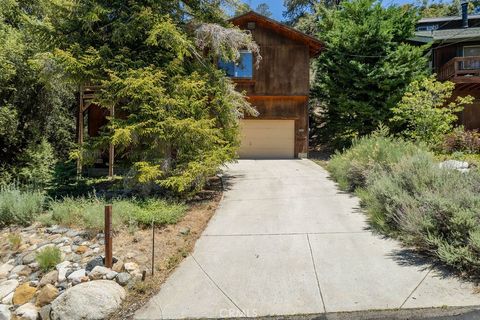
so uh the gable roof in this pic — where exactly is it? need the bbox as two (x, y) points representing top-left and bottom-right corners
(230, 11), (324, 57)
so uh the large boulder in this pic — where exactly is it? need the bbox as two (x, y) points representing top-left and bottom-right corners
(51, 280), (125, 320)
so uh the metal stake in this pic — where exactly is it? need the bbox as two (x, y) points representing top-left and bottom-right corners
(151, 218), (155, 276)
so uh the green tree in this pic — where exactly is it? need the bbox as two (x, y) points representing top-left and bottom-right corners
(310, 0), (428, 148)
(391, 76), (473, 147)
(0, 0), (76, 185)
(256, 3), (272, 17)
(47, 1), (259, 195)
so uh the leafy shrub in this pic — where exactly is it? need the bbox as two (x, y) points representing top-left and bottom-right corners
(0, 185), (45, 226)
(36, 247), (62, 271)
(441, 126), (480, 154)
(391, 76), (473, 146)
(328, 128), (429, 191)
(44, 196), (187, 231)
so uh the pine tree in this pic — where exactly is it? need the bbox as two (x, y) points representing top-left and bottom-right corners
(48, 0), (259, 194)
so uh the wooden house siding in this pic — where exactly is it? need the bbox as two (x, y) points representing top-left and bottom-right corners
(231, 12), (322, 157)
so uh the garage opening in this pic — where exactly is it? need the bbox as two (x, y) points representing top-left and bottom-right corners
(239, 120), (295, 159)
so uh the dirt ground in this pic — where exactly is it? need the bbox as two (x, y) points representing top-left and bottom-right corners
(109, 191), (222, 319)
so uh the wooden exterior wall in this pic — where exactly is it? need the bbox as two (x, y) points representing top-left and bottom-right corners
(433, 42), (480, 130)
(233, 22), (311, 157)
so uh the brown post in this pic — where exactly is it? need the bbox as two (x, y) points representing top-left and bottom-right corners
(108, 105), (115, 178)
(104, 205), (113, 268)
(77, 85), (84, 177)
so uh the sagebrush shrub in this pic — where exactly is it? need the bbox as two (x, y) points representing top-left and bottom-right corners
(0, 185), (45, 226)
(328, 131), (429, 191)
(360, 153), (480, 271)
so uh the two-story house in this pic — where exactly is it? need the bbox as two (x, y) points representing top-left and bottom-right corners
(77, 12), (323, 175)
(413, 3), (480, 129)
(224, 11), (323, 158)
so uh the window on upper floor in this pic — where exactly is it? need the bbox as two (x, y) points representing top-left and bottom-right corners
(218, 50), (253, 79)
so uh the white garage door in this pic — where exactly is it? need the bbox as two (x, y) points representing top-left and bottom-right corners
(239, 120), (295, 159)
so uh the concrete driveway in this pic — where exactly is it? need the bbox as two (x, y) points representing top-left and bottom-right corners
(135, 160), (480, 319)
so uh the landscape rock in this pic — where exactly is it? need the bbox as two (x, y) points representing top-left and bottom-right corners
(28, 262), (39, 272)
(124, 262), (139, 273)
(13, 283), (37, 305)
(75, 245), (88, 254)
(67, 269), (86, 285)
(11, 265), (32, 277)
(179, 227), (190, 235)
(0, 304), (10, 320)
(88, 266), (110, 280)
(0, 280), (19, 300)
(39, 271), (58, 287)
(1, 292), (13, 305)
(50, 280), (126, 320)
(112, 261), (123, 273)
(85, 257), (103, 272)
(15, 302), (38, 320)
(0, 263), (14, 279)
(36, 284), (59, 307)
(106, 270), (118, 280)
(439, 160), (469, 171)
(22, 252), (37, 265)
(46, 226), (69, 234)
(39, 304), (52, 320)
(115, 273), (131, 286)
(55, 262), (71, 282)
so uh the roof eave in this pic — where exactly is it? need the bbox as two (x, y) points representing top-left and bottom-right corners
(230, 11), (324, 57)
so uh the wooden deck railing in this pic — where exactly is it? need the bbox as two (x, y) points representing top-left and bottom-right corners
(438, 56), (480, 81)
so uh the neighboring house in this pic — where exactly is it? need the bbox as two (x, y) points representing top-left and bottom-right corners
(413, 3), (480, 129)
(227, 11), (323, 158)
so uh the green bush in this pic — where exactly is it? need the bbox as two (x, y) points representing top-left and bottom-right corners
(360, 154), (480, 271)
(328, 134), (480, 272)
(44, 196), (187, 231)
(36, 247), (62, 272)
(327, 129), (429, 191)
(18, 139), (57, 188)
(0, 185), (46, 226)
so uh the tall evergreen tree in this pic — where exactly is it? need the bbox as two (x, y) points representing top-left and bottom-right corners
(310, 0), (428, 148)
(45, 0), (259, 194)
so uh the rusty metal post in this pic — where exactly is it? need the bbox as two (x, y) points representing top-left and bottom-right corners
(105, 205), (113, 268)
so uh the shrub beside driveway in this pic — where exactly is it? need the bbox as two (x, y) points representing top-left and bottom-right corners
(327, 132), (480, 275)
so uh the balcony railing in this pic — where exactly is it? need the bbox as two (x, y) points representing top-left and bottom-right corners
(438, 56), (480, 82)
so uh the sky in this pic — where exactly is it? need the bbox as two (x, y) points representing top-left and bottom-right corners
(241, 0), (429, 21)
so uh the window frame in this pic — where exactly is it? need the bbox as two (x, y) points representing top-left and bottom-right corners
(218, 50), (255, 80)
